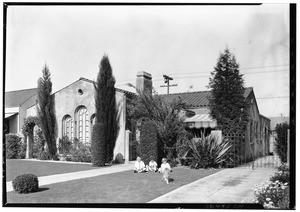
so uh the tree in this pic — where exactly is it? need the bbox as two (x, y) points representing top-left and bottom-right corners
(208, 48), (249, 133)
(92, 55), (119, 166)
(37, 64), (58, 159)
(274, 122), (289, 163)
(129, 89), (189, 167)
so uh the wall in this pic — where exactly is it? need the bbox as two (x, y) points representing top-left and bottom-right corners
(19, 94), (38, 134)
(8, 114), (19, 134)
(52, 79), (127, 161)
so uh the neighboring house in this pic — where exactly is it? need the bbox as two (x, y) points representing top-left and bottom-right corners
(4, 88), (38, 135)
(160, 86), (271, 159)
(268, 116), (290, 153)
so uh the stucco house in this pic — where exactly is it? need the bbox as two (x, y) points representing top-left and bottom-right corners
(4, 88), (38, 135)
(4, 71), (270, 162)
(160, 86), (271, 159)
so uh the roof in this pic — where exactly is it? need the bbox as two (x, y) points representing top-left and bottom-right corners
(268, 116), (290, 130)
(5, 88), (37, 108)
(160, 87), (253, 108)
(53, 77), (136, 97)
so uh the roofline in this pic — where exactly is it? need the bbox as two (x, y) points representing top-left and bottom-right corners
(52, 77), (136, 97)
(259, 114), (271, 121)
(159, 87), (253, 97)
(5, 87), (37, 93)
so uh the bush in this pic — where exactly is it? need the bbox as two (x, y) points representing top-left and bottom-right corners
(270, 164), (290, 185)
(274, 122), (289, 163)
(6, 134), (22, 159)
(18, 142), (27, 159)
(138, 120), (159, 166)
(68, 142), (91, 163)
(185, 134), (232, 169)
(33, 129), (46, 158)
(58, 136), (72, 155)
(38, 150), (51, 160)
(252, 180), (289, 209)
(12, 174), (39, 194)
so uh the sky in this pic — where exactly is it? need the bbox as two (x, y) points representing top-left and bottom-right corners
(5, 4), (290, 117)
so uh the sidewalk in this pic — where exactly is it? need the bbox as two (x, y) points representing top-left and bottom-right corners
(6, 163), (133, 192)
(149, 167), (276, 203)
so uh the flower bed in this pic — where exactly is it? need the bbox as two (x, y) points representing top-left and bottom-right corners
(251, 164), (290, 209)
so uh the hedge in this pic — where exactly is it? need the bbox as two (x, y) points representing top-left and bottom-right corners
(6, 134), (22, 159)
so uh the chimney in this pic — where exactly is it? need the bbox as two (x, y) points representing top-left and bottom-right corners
(136, 71), (152, 94)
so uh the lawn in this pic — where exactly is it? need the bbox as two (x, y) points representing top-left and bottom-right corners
(7, 166), (220, 203)
(6, 159), (100, 181)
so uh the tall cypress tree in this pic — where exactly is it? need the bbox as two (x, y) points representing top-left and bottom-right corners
(37, 64), (57, 159)
(208, 48), (249, 133)
(92, 55), (119, 166)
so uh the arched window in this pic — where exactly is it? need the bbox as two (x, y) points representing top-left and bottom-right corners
(62, 115), (73, 140)
(77, 107), (89, 143)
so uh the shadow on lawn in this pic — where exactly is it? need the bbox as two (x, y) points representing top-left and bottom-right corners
(35, 187), (50, 193)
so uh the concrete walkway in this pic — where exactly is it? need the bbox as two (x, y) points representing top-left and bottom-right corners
(6, 163), (133, 192)
(149, 167), (276, 203)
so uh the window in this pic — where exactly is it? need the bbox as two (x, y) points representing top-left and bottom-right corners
(77, 107), (89, 143)
(62, 115), (73, 140)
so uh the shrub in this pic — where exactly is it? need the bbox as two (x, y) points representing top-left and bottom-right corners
(18, 142), (27, 159)
(6, 134), (22, 159)
(33, 129), (46, 158)
(138, 120), (159, 166)
(274, 122), (289, 163)
(38, 150), (51, 160)
(68, 142), (91, 163)
(270, 164), (290, 185)
(58, 136), (72, 155)
(185, 134), (232, 169)
(252, 180), (289, 209)
(12, 174), (39, 194)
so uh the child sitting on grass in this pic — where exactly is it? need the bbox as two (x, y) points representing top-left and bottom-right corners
(146, 156), (158, 172)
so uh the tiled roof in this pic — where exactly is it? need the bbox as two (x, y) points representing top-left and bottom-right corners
(5, 88), (37, 108)
(160, 87), (253, 108)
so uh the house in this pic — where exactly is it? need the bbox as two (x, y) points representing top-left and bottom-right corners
(160, 84), (271, 159)
(4, 88), (38, 135)
(4, 71), (271, 162)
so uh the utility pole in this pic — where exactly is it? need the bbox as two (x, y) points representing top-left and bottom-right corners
(160, 75), (177, 94)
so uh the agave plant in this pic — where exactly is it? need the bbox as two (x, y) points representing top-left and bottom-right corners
(185, 132), (232, 169)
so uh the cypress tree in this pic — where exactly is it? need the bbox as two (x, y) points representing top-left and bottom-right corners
(208, 48), (249, 133)
(37, 64), (57, 159)
(92, 55), (119, 166)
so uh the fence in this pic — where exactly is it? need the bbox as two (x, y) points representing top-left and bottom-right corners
(223, 132), (284, 169)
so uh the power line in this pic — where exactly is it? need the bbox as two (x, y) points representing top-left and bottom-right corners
(114, 65), (289, 84)
(256, 96), (289, 99)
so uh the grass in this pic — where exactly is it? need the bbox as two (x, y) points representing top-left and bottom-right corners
(7, 166), (220, 203)
(6, 159), (100, 181)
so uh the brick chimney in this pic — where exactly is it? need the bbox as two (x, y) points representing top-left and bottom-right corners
(136, 71), (152, 94)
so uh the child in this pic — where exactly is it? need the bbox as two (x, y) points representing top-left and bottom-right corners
(159, 158), (171, 184)
(147, 156), (158, 172)
(133, 156), (147, 173)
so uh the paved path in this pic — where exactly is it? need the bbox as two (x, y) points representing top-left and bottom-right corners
(149, 167), (276, 203)
(6, 163), (133, 192)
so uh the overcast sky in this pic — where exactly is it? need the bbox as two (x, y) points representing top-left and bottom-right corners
(5, 4), (289, 117)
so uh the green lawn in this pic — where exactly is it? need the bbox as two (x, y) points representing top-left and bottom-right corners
(7, 166), (220, 203)
(6, 159), (100, 181)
